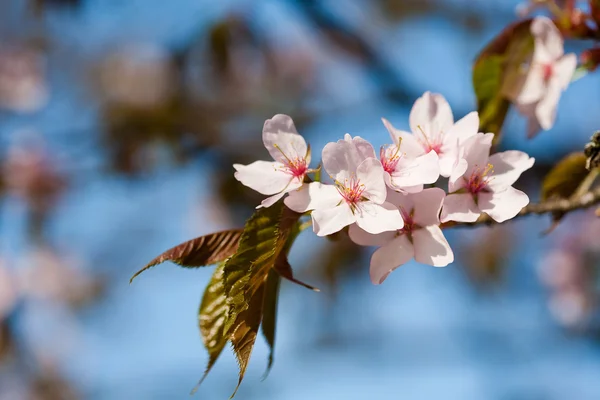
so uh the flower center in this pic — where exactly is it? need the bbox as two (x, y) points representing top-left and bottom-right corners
(399, 206), (415, 233)
(335, 175), (366, 208)
(273, 144), (308, 178)
(465, 163), (494, 194)
(542, 63), (553, 82)
(380, 143), (403, 174)
(417, 125), (443, 155)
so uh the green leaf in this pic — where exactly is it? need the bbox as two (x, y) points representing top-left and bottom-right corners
(130, 229), (242, 283)
(541, 152), (589, 231)
(473, 19), (534, 144)
(222, 202), (302, 397)
(192, 262), (229, 394)
(229, 280), (266, 398)
(260, 270), (280, 379)
(541, 152), (589, 201)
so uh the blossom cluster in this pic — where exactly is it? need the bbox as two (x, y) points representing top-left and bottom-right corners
(234, 92), (535, 284)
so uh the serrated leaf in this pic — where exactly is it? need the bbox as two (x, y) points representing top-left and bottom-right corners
(223, 204), (300, 332)
(229, 279), (266, 399)
(222, 202), (302, 397)
(260, 270), (280, 379)
(473, 19), (533, 144)
(192, 263), (229, 393)
(130, 229), (243, 283)
(541, 152), (589, 201)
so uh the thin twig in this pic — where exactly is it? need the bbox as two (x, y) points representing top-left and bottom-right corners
(442, 186), (600, 228)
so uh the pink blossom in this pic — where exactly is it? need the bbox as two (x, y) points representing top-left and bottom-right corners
(510, 17), (577, 137)
(234, 114), (311, 208)
(383, 92), (479, 179)
(379, 118), (439, 192)
(441, 133), (535, 223)
(348, 188), (453, 285)
(285, 134), (404, 237)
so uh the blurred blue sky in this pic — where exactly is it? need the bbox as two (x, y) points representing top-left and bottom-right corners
(3, 0), (600, 399)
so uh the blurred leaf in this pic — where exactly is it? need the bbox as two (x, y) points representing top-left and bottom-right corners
(193, 263), (229, 393)
(541, 151), (589, 230)
(260, 270), (280, 378)
(130, 229), (243, 283)
(222, 202), (302, 397)
(541, 152), (588, 201)
(473, 19), (533, 144)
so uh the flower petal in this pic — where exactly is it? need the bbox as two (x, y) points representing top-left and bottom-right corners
(413, 226), (454, 267)
(534, 81), (561, 130)
(322, 135), (376, 181)
(390, 150), (439, 189)
(284, 182), (340, 212)
(381, 118), (424, 157)
(234, 161), (291, 195)
(488, 151), (535, 190)
(355, 202), (404, 234)
(478, 187), (529, 223)
(262, 114), (307, 164)
(311, 204), (355, 237)
(448, 157), (468, 185)
(462, 133), (494, 177)
(356, 158), (387, 204)
(412, 187), (445, 226)
(258, 192), (286, 209)
(531, 17), (564, 61)
(513, 64), (546, 104)
(440, 193), (480, 223)
(443, 111), (479, 147)
(555, 53), (577, 90)
(258, 178), (304, 209)
(370, 235), (414, 284)
(409, 92), (454, 137)
(348, 224), (397, 247)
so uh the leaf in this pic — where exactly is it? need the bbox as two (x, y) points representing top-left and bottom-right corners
(130, 229), (243, 283)
(229, 280), (266, 398)
(541, 152), (589, 231)
(260, 270), (280, 379)
(274, 254), (320, 292)
(223, 204), (300, 332)
(192, 263), (229, 394)
(541, 152), (589, 201)
(222, 202), (302, 396)
(473, 19), (534, 144)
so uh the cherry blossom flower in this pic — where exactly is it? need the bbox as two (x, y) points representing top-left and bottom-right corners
(379, 119), (439, 193)
(383, 92), (479, 179)
(348, 188), (453, 284)
(234, 114), (311, 208)
(510, 17), (577, 137)
(285, 134), (404, 236)
(441, 133), (535, 223)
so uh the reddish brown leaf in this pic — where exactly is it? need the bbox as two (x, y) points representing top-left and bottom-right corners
(130, 229), (242, 283)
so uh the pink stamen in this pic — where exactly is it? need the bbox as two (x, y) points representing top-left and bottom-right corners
(380, 145), (402, 174)
(273, 144), (308, 178)
(465, 163), (494, 194)
(417, 125), (443, 155)
(336, 176), (365, 206)
(286, 158), (308, 178)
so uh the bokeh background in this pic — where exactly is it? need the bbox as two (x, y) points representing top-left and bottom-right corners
(1, 0), (600, 399)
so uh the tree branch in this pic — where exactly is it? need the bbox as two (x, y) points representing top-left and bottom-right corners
(442, 186), (600, 228)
